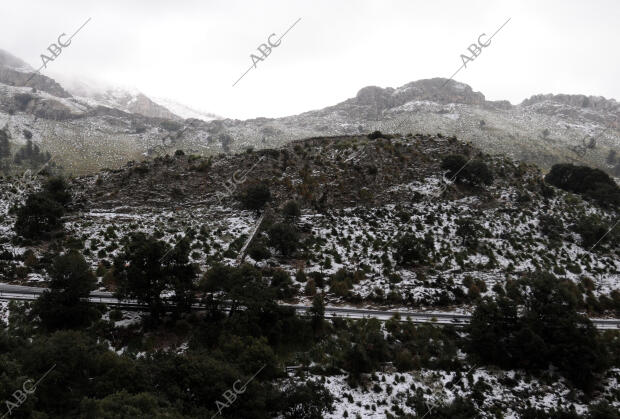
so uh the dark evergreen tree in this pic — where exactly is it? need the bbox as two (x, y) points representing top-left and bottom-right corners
(33, 251), (99, 331)
(455, 218), (480, 248)
(247, 238), (271, 261)
(79, 391), (184, 418)
(282, 200), (301, 220)
(42, 176), (71, 208)
(239, 183), (271, 213)
(545, 163), (620, 208)
(309, 293), (325, 333)
(441, 154), (493, 186)
(280, 380), (334, 419)
(393, 233), (429, 267)
(14, 192), (64, 239)
(467, 271), (609, 393)
(267, 223), (300, 257)
(113, 233), (196, 323)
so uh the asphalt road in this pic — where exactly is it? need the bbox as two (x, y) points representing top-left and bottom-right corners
(1, 283), (619, 329)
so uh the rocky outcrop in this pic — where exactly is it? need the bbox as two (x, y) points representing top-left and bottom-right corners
(125, 93), (180, 120)
(327, 78), (489, 120)
(393, 78), (487, 106)
(0, 50), (71, 98)
(521, 94), (620, 112)
(0, 68), (71, 98)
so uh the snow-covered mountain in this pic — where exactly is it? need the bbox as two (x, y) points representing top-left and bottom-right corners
(53, 75), (223, 122)
(54, 76), (181, 121)
(150, 97), (222, 122)
(0, 49), (220, 122)
(0, 48), (619, 178)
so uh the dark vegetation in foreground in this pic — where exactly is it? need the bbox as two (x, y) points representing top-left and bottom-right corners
(0, 246), (618, 418)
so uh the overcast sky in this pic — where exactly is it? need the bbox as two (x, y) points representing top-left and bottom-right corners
(2, 0), (619, 119)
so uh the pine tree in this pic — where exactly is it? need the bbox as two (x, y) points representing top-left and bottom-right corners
(33, 251), (99, 331)
(310, 293), (325, 332)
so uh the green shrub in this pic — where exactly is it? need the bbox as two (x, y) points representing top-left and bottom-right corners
(282, 200), (301, 219)
(393, 234), (431, 267)
(545, 163), (620, 208)
(239, 183), (271, 213)
(43, 176), (71, 207)
(14, 192), (64, 239)
(441, 154), (493, 186)
(574, 214), (617, 249)
(247, 239), (271, 261)
(467, 271), (609, 393)
(160, 120), (182, 131)
(268, 223), (300, 257)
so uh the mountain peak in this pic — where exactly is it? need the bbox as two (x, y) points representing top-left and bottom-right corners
(349, 78), (487, 113)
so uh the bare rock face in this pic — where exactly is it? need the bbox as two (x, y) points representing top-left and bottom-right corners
(0, 68), (71, 98)
(521, 93), (620, 112)
(31, 98), (76, 121)
(124, 93), (180, 120)
(336, 78), (489, 120)
(520, 94), (620, 128)
(353, 79), (488, 108)
(0, 49), (71, 98)
(393, 78), (487, 106)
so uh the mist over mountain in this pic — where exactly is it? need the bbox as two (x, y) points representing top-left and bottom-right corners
(1, 31), (619, 418)
(0, 48), (618, 178)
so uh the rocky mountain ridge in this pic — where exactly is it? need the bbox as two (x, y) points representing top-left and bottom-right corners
(0, 49), (619, 178)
